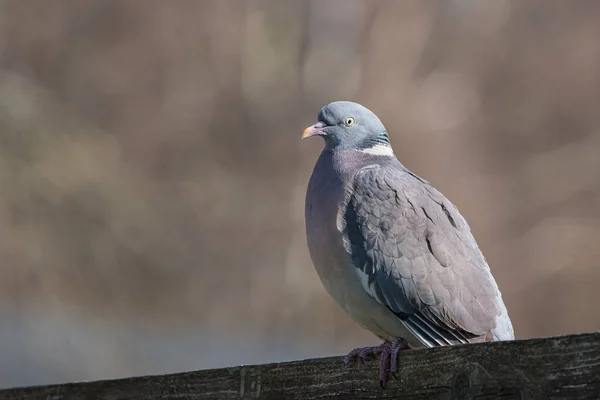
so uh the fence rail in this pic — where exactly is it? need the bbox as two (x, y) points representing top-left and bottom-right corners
(1, 332), (599, 399)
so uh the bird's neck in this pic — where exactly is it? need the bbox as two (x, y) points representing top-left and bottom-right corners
(326, 147), (396, 182)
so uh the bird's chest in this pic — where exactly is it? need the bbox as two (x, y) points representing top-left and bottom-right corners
(305, 170), (359, 302)
(306, 181), (397, 339)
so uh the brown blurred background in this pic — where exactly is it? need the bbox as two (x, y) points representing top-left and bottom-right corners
(1, 0), (599, 389)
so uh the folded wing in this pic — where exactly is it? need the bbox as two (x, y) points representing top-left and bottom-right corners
(341, 163), (513, 346)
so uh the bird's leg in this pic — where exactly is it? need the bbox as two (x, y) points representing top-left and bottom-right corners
(343, 338), (411, 388)
(390, 338), (410, 375)
(380, 338), (410, 388)
(343, 341), (392, 366)
(378, 343), (392, 388)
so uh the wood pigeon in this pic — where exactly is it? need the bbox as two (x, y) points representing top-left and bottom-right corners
(303, 101), (514, 387)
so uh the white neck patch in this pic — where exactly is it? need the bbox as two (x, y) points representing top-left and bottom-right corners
(356, 144), (395, 157)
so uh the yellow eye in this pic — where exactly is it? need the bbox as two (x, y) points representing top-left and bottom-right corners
(344, 117), (356, 127)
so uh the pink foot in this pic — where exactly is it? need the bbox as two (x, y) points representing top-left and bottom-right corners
(343, 338), (410, 388)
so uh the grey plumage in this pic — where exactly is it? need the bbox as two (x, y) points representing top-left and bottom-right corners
(304, 101), (514, 353)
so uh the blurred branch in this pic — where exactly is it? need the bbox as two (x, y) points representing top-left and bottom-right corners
(357, 0), (379, 98)
(1, 332), (599, 399)
(297, 0), (311, 95)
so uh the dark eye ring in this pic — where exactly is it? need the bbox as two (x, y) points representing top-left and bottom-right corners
(344, 117), (356, 127)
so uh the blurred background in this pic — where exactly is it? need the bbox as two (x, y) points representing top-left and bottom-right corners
(1, 0), (600, 389)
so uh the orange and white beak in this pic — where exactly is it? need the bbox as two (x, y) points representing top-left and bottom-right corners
(301, 121), (327, 139)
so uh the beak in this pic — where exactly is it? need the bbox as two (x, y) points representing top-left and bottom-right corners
(302, 121), (327, 139)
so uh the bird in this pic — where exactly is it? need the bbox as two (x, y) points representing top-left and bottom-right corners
(302, 101), (514, 387)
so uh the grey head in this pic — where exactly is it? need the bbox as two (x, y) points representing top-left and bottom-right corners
(302, 101), (391, 151)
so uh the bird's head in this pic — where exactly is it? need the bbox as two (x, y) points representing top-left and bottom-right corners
(302, 101), (392, 153)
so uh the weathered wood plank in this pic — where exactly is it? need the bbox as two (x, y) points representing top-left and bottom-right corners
(1, 332), (599, 399)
